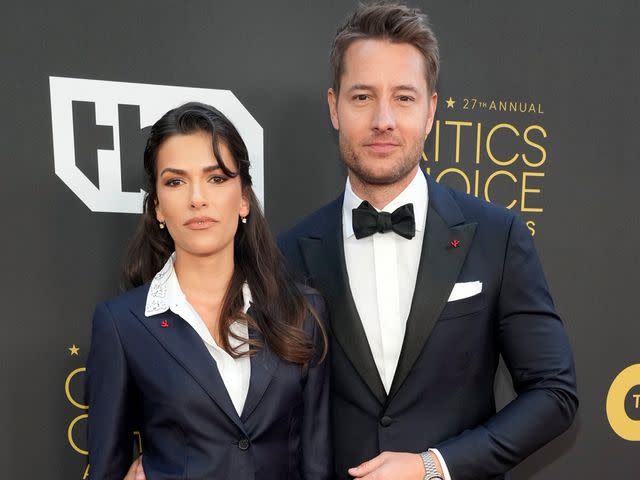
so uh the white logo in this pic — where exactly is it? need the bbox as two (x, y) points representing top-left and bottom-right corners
(49, 76), (264, 213)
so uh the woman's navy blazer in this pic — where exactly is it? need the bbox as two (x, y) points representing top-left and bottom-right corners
(86, 283), (331, 480)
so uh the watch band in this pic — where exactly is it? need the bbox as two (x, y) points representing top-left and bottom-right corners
(420, 451), (444, 480)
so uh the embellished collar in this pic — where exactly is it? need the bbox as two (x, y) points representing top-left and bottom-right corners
(144, 253), (252, 317)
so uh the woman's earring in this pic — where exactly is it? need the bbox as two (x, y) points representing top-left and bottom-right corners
(241, 216), (247, 224)
(159, 221), (165, 229)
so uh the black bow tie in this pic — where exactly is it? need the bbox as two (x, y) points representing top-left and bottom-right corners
(352, 201), (416, 239)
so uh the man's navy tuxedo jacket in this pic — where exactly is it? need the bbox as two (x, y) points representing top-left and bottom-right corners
(86, 284), (330, 480)
(278, 173), (578, 480)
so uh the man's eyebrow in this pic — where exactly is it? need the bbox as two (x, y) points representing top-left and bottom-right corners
(393, 85), (420, 93)
(347, 84), (374, 93)
(159, 164), (220, 176)
(346, 84), (420, 93)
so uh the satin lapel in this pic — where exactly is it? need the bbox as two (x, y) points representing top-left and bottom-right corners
(241, 306), (279, 422)
(299, 206), (387, 406)
(131, 308), (246, 433)
(387, 199), (477, 403)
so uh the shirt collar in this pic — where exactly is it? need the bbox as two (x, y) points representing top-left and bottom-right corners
(145, 253), (253, 317)
(342, 168), (428, 239)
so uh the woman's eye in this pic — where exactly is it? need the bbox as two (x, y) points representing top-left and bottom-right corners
(209, 175), (228, 184)
(165, 178), (184, 187)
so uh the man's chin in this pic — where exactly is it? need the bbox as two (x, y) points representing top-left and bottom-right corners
(348, 160), (420, 186)
(341, 146), (421, 187)
(357, 174), (401, 186)
(349, 168), (412, 186)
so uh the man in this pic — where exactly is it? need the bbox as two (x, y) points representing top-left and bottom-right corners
(278, 3), (577, 480)
(125, 3), (577, 480)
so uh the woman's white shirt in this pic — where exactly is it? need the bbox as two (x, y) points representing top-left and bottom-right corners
(144, 253), (251, 416)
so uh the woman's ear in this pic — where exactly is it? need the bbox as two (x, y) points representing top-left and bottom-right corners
(239, 192), (250, 219)
(154, 197), (164, 224)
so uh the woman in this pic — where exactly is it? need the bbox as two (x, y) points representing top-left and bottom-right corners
(87, 102), (330, 480)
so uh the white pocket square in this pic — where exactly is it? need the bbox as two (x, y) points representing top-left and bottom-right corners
(448, 281), (482, 302)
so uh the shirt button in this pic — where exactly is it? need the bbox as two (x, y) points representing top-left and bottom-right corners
(238, 438), (250, 450)
(379, 416), (393, 427)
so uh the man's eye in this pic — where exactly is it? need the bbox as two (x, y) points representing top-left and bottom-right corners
(398, 95), (414, 102)
(354, 94), (369, 101)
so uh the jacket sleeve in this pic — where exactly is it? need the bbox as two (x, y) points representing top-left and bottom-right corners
(86, 302), (136, 480)
(436, 214), (578, 479)
(301, 293), (332, 480)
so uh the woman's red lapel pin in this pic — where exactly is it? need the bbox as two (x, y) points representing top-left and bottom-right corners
(161, 320), (169, 328)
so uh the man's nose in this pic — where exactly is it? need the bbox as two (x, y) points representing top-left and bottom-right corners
(371, 99), (396, 131)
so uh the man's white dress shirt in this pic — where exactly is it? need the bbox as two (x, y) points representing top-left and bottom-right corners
(145, 253), (251, 416)
(342, 169), (452, 480)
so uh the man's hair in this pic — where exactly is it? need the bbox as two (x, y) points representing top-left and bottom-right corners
(330, 2), (439, 94)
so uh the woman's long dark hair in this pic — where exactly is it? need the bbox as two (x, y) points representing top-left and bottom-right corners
(124, 102), (326, 365)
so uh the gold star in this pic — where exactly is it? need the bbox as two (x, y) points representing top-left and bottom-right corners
(69, 344), (80, 356)
(446, 97), (456, 108)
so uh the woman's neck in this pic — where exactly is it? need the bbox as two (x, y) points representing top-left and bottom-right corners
(173, 247), (235, 304)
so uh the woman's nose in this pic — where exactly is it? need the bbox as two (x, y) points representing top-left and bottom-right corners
(189, 187), (207, 208)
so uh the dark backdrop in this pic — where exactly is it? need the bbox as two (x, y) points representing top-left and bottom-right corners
(1, 1), (638, 478)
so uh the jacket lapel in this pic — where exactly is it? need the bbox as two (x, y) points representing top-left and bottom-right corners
(387, 175), (477, 402)
(130, 299), (247, 433)
(299, 197), (387, 405)
(240, 306), (279, 422)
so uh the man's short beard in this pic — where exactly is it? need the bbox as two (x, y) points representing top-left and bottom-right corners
(339, 136), (423, 186)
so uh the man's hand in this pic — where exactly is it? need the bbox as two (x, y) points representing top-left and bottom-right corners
(123, 455), (146, 480)
(348, 451), (428, 479)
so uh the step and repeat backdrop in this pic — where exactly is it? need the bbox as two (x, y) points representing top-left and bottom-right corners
(1, 1), (638, 478)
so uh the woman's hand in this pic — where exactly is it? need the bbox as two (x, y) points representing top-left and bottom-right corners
(123, 455), (145, 480)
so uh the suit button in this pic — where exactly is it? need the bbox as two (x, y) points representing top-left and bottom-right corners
(379, 416), (393, 427)
(238, 438), (250, 450)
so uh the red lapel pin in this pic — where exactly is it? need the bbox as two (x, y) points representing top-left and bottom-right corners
(450, 239), (461, 248)
(160, 320), (169, 328)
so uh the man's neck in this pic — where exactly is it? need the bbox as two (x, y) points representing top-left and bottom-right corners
(348, 165), (420, 210)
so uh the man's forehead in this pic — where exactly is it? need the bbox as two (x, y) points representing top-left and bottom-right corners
(340, 39), (429, 91)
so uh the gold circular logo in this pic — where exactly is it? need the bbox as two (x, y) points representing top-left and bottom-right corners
(606, 364), (640, 441)
(65, 367), (88, 410)
(68, 413), (89, 455)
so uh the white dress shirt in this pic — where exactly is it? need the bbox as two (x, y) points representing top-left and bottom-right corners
(342, 169), (452, 480)
(145, 253), (251, 416)
(343, 169), (427, 393)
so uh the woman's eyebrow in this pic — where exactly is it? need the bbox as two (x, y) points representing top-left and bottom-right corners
(159, 164), (220, 176)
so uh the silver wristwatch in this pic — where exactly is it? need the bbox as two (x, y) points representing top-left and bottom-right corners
(420, 451), (444, 480)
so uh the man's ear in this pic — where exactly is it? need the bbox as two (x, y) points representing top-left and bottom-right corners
(425, 92), (438, 137)
(328, 88), (340, 130)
